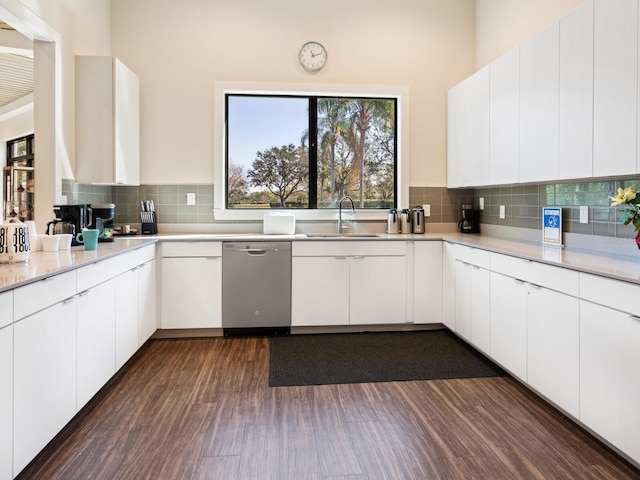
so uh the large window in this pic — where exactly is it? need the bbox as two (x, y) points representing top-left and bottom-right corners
(225, 94), (396, 209)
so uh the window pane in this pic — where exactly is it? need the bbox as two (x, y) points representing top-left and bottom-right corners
(317, 98), (395, 209)
(227, 96), (309, 209)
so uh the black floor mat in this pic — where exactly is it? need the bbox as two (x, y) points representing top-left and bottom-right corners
(269, 329), (507, 387)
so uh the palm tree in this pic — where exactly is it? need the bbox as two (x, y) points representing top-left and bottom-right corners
(318, 99), (349, 206)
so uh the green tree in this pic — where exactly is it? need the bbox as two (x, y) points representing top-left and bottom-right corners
(247, 144), (308, 207)
(318, 99), (350, 206)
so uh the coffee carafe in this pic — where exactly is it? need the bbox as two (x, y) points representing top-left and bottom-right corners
(386, 208), (400, 234)
(458, 203), (480, 233)
(399, 208), (412, 233)
(412, 206), (425, 234)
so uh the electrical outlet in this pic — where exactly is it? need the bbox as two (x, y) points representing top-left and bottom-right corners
(423, 204), (430, 217)
(479, 197), (485, 210)
(187, 192), (196, 205)
(580, 205), (589, 224)
(499, 205), (506, 219)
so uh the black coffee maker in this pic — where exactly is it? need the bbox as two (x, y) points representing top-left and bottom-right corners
(90, 203), (116, 242)
(48, 204), (92, 246)
(458, 203), (480, 233)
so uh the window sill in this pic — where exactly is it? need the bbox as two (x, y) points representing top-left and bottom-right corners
(212, 209), (388, 222)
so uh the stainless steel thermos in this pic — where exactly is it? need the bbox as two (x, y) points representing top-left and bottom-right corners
(412, 206), (425, 234)
(400, 209), (412, 233)
(386, 208), (400, 234)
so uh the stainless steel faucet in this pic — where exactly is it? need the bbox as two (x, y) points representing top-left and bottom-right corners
(338, 195), (355, 234)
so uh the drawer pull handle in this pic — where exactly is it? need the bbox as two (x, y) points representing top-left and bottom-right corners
(630, 315), (640, 322)
(63, 297), (75, 304)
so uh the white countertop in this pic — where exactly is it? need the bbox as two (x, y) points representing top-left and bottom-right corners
(1, 232), (639, 293)
(0, 238), (157, 293)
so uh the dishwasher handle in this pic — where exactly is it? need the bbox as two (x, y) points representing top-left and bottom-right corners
(243, 248), (268, 256)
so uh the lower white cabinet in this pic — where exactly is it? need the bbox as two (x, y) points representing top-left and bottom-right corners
(490, 272), (527, 380)
(580, 300), (640, 463)
(0, 325), (12, 480)
(455, 261), (491, 353)
(291, 242), (407, 327)
(413, 242), (443, 324)
(161, 257), (222, 329)
(291, 256), (350, 326)
(138, 259), (157, 345)
(13, 297), (77, 475)
(115, 267), (140, 370)
(349, 255), (406, 325)
(77, 280), (116, 410)
(527, 286), (580, 418)
(441, 242), (456, 330)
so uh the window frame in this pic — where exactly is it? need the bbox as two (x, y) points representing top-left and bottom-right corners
(224, 93), (398, 210)
(214, 81), (409, 221)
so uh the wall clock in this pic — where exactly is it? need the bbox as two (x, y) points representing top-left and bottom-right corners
(299, 41), (327, 72)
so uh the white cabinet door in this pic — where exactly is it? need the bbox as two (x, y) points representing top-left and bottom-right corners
(115, 267), (139, 370)
(291, 256), (350, 326)
(413, 242), (442, 324)
(13, 297), (77, 475)
(580, 301), (640, 463)
(593, 0), (638, 176)
(454, 261), (472, 341)
(559, 0), (594, 179)
(77, 280), (116, 409)
(490, 272), (527, 380)
(470, 265), (491, 354)
(161, 257), (222, 329)
(446, 67), (490, 187)
(0, 290), (11, 328)
(75, 56), (140, 185)
(0, 325), (12, 480)
(527, 286), (580, 418)
(490, 47), (520, 185)
(441, 242), (456, 330)
(350, 256), (406, 325)
(138, 259), (157, 345)
(519, 22), (559, 182)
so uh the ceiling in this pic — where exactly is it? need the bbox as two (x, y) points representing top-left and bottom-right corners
(0, 21), (34, 110)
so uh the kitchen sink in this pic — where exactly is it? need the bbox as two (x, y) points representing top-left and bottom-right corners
(305, 233), (380, 238)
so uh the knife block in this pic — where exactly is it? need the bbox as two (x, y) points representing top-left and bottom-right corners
(141, 211), (158, 235)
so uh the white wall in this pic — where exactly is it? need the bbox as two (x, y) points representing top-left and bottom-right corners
(476, 0), (585, 68)
(111, 0), (476, 188)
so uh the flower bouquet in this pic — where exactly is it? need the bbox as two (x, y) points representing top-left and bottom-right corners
(610, 185), (640, 249)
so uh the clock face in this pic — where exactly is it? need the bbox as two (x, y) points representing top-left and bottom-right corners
(299, 41), (327, 72)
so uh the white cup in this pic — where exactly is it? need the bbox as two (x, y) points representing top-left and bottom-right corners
(42, 235), (60, 252)
(33, 234), (44, 251)
(57, 233), (73, 250)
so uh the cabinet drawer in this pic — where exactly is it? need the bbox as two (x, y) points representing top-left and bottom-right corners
(454, 244), (491, 269)
(292, 241), (406, 257)
(77, 257), (127, 292)
(13, 270), (76, 320)
(0, 290), (12, 328)
(161, 241), (222, 257)
(580, 273), (640, 315)
(490, 252), (578, 296)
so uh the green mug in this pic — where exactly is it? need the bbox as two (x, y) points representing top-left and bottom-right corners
(76, 228), (99, 250)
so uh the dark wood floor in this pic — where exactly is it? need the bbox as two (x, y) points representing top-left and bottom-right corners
(18, 336), (640, 480)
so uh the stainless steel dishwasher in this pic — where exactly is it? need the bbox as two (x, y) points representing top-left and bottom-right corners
(222, 241), (291, 336)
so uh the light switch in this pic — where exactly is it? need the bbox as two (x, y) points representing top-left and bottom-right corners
(580, 205), (589, 224)
(187, 192), (196, 205)
(479, 197), (484, 210)
(423, 204), (431, 217)
(499, 205), (506, 219)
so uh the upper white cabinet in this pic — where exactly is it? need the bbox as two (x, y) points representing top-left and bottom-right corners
(593, 0), (638, 177)
(447, 66), (490, 187)
(75, 56), (140, 185)
(559, 0), (594, 179)
(489, 48), (520, 185)
(519, 22), (560, 183)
